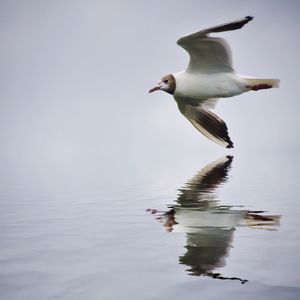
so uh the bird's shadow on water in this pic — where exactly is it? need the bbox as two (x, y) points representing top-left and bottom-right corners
(147, 156), (281, 284)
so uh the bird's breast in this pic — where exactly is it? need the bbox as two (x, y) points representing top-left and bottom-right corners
(173, 71), (244, 99)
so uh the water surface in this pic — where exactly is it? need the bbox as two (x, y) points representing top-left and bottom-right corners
(1, 152), (299, 300)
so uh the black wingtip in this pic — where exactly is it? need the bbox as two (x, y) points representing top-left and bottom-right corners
(224, 125), (234, 149)
(245, 16), (254, 21)
(226, 155), (234, 161)
(226, 141), (234, 149)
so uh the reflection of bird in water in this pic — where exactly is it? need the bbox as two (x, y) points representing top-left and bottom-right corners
(148, 156), (280, 283)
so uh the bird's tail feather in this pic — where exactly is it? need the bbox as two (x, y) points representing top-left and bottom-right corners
(245, 78), (280, 90)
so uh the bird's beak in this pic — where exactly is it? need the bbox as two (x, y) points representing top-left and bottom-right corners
(149, 86), (160, 93)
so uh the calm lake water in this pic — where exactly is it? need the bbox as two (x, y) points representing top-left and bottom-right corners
(0, 150), (299, 300)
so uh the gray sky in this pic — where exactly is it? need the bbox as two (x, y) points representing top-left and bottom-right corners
(0, 0), (299, 181)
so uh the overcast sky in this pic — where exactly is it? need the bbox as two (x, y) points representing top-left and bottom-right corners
(0, 0), (299, 182)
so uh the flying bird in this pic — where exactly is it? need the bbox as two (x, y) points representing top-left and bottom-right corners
(149, 16), (279, 148)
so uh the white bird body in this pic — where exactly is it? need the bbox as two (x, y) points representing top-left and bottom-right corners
(149, 16), (279, 148)
(173, 71), (248, 100)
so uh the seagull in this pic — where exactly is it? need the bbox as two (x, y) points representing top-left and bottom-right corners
(149, 16), (279, 148)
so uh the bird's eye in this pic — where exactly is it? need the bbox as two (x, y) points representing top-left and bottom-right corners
(163, 80), (168, 84)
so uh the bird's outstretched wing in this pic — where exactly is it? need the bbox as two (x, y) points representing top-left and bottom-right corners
(175, 97), (233, 148)
(177, 16), (253, 74)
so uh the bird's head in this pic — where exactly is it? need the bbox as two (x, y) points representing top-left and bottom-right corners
(149, 74), (176, 95)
